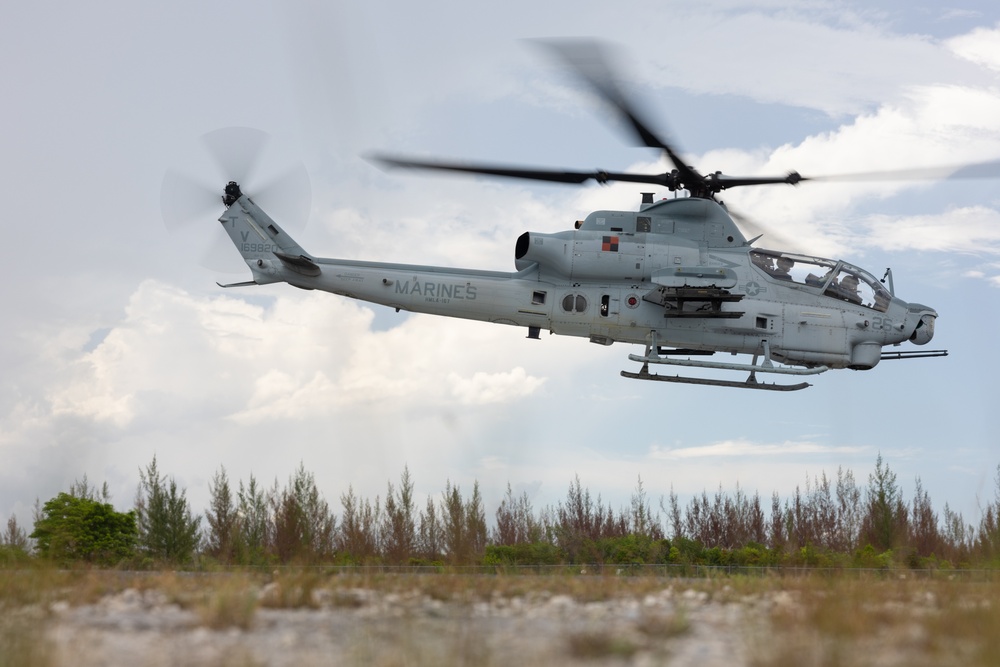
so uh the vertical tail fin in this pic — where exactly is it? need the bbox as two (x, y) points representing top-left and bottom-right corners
(217, 182), (316, 284)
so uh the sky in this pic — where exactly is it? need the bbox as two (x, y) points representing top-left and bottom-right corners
(2, 1), (999, 531)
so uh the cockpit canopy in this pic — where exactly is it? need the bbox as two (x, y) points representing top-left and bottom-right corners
(750, 249), (892, 312)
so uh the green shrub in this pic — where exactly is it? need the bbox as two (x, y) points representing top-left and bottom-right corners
(483, 541), (561, 566)
(853, 544), (894, 569)
(30, 493), (136, 565)
(597, 534), (667, 565)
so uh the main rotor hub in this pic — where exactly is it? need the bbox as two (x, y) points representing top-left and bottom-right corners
(222, 181), (242, 207)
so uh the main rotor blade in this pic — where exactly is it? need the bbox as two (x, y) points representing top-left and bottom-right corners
(726, 205), (802, 253)
(368, 154), (671, 187)
(711, 172), (804, 189)
(532, 39), (706, 188)
(804, 159), (1000, 183)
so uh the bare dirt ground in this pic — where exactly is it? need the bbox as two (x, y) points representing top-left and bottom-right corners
(4, 571), (998, 667)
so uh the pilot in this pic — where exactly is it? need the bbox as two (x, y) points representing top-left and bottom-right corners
(873, 287), (891, 311)
(839, 274), (861, 304)
(772, 257), (794, 280)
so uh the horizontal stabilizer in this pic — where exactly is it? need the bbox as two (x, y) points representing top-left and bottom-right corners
(274, 251), (321, 277)
(216, 280), (258, 288)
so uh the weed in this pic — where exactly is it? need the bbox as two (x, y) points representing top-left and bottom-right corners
(0, 613), (52, 667)
(258, 570), (325, 609)
(636, 609), (689, 638)
(197, 575), (258, 629)
(566, 630), (638, 659)
(753, 576), (1000, 667)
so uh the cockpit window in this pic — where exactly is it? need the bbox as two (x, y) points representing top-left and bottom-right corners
(824, 268), (890, 312)
(750, 250), (890, 312)
(750, 250), (836, 287)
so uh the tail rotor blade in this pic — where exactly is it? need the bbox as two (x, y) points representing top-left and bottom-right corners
(198, 226), (250, 274)
(201, 127), (270, 187)
(161, 127), (311, 273)
(252, 162), (312, 232)
(160, 170), (218, 231)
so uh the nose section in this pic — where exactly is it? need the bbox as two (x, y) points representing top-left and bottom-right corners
(906, 306), (937, 346)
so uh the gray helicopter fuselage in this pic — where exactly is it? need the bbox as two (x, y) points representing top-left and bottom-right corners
(220, 192), (936, 372)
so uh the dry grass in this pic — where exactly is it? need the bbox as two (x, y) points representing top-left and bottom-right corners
(750, 575), (1000, 667)
(0, 612), (53, 667)
(257, 569), (324, 609)
(2, 567), (998, 666)
(196, 573), (259, 630)
(566, 630), (639, 659)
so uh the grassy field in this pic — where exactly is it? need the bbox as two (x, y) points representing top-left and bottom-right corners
(1, 567), (998, 666)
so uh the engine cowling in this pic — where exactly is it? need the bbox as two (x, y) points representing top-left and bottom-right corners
(515, 231), (575, 274)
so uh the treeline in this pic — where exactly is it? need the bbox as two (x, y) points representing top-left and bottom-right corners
(3, 454), (1000, 570)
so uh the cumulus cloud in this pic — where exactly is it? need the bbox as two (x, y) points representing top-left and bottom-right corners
(704, 78), (1000, 259)
(448, 367), (546, 405)
(860, 206), (1000, 255)
(45, 281), (555, 431)
(948, 26), (1000, 72)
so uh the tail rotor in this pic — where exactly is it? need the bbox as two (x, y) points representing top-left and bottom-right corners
(160, 127), (312, 272)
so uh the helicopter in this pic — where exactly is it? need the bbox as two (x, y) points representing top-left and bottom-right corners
(207, 41), (957, 392)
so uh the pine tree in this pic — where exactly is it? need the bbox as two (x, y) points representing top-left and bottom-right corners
(134, 456), (201, 565)
(465, 481), (487, 559)
(861, 453), (907, 552)
(418, 495), (442, 561)
(977, 464), (1000, 560)
(441, 481), (467, 564)
(270, 463), (336, 563)
(909, 477), (940, 557)
(236, 473), (269, 565)
(338, 485), (379, 562)
(3, 515), (30, 552)
(381, 467), (416, 564)
(493, 483), (542, 545)
(205, 466), (238, 563)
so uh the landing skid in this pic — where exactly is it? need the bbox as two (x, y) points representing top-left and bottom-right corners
(621, 367), (811, 391)
(621, 334), (826, 392)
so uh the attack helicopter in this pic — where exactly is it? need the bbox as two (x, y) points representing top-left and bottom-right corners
(204, 42), (960, 391)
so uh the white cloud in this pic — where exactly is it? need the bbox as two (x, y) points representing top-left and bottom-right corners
(649, 439), (867, 460)
(630, 10), (991, 117)
(44, 280), (560, 431)
(861, 206), (1000, 255)
(948, 26), (1000, 72)
(707, 79), (1000, 258)
(448, 367), (546, 405)
(230, 370), (340, 424)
